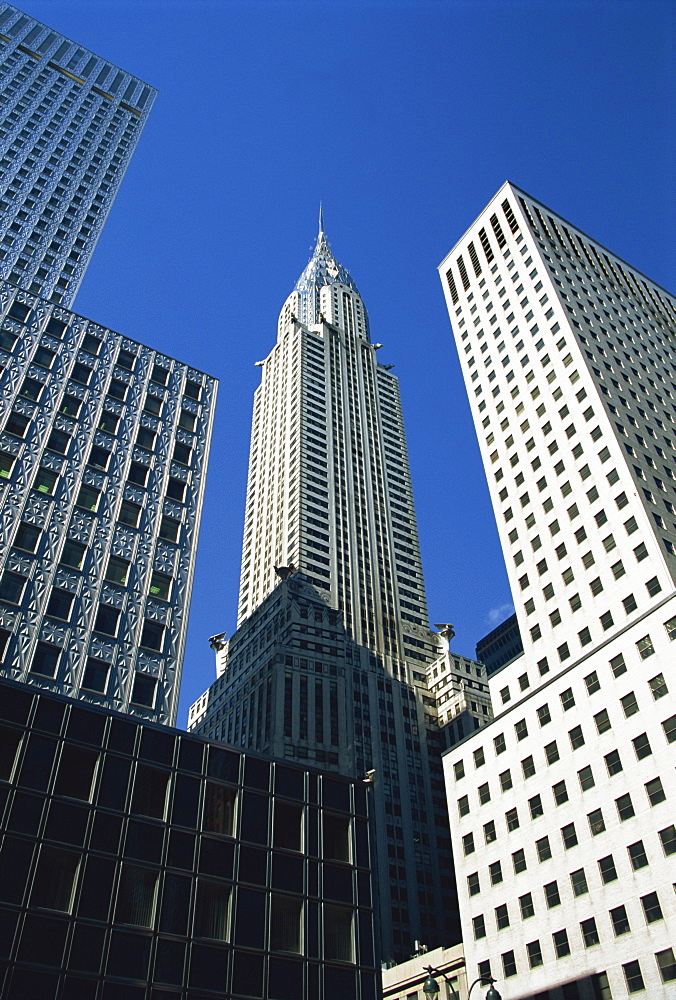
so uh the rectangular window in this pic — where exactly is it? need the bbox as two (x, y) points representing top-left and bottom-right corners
(31, 847), (79, 911)
(473, 747), (485, 768)
(553, 929), (570, 957)
(578, 765), (595, 791)
(636, 635), (654, 659)
(588, 808), (605, 835)
(594, 709), (611, 734)
(118, 500), (141, 527)
(581, 918), (600, 948)
(521, 756), (535, 779)
(136, 427), (156, 451)
(553, 780), (568, 805)
(641, 891), (663, 923)
(526, 940), (543, 968)
(529, 795), (543, 819)
(610, 904), (630, 936)
(648, 673), (668, 700)
(536, 836), (551, 861)
(140, 619), (164, 652)
(495, 903), (509, 929)
(621, 692), (639, 717)
(31, 641), (61, 677)
(537, 704), (551, 726)
(144, 394), (162, 416)
(628, 840), (649, 869)
(570, 868), (588, 896)
(544, 881), (560, 908)
(656, 948), (676, 984)
(76, 484), (99, 512)
(561, 823), (577, 849)
(569, 725), (585, 750)
(472, 914), (486, 939)
(499, 769), (512, 791)
(623, 960), (645, 993)
(604, 750), (622, 775)
(598, 855), (617, 883)
(645, 777), (665, 806)
(151, 364), (169, 386)
(515, 719), (528, 741)
(502, 951), (517, 978)
(478, 782), (490, 805)
(33, 468), (58, 495)
(512, 849), (526, 874)
(545, 741), (560, 765)
(467, 872), (480, 896)
(493, 733), (506, 755)
(560, 688), (575, 711)
(519, 892), (534, 919)
(489, 861), (502, 884)
(506, 808), (519, 831)
(632, 733), (652, 760)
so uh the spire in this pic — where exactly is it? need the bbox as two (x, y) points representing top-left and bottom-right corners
(318, 201), (324, 238)
(293, 211), (361, 328)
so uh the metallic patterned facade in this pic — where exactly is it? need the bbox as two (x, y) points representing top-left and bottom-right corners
(190, 223), (459, 964)
(0, 2), (155, 307)
(0, 280), (217, 725)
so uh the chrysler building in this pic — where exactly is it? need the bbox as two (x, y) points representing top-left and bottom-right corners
(190, 216), (465, 962)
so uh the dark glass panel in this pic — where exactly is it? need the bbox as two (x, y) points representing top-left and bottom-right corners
(124, 820), (164, 863)
(198, 837), (234, 879)
(273, 801), (302, 851)
(272, 853), (303, 893)
(90, 812), (122, 854)
(154, 938), (185, 986)
(207, 746), (240, 784)
(106, 931), (151, 979)
(159, 874), (191, 936)
(98, 756), (131, 810)
(268, 957), (303, 1000)
(243, 755), (269, 791)
(107, 718), (137, 754)
(274, 763), (305, 800)
(187, 944), (229, 992)
(18, 734), (56, 790)
(78, 857), (115, 920)
(177, 737), (203, 772)
(68, 923), (106, 973)
(234, 888), (265, 948)
(323, 864), (353, 903)
(33, 698), (65, 734)
(171, 773), (199, 827)
(139, 727), (174, 765)
(238, 845), (268, 885)
(231, 949), (263, 996)
(167, 830), (195, 871)
(0, 686), (31, 724)
(7, 791), (43, 835)
(322, 777), (350, 812)
(44, 801), (88, 846)
(66, 707), (106, 746)
(17, 913), (68, 966)
(0, 837), (33, 903)
(240, 791), (269, 844)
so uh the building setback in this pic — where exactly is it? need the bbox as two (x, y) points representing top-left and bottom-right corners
(0, 677), (378, 1000)
(438, 183), (676, 998)
(191, 219), (460, 963)
(0, 2), (155, 308)
(0, 279), (217, 726)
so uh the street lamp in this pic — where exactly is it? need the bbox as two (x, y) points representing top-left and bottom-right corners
(422, 966), (502, 1000)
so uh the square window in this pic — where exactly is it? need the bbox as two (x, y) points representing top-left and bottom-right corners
(94, 604), (119, 637)
(131, 673), (157, 707)
(128, 461), (149, 487)
(136, 427), (156, 451)
(82, 657), (109, 693)
(0, 570), (28, 605)
(88, 445), (110, 471)
(6, 411), (30, 437)
(71, 363), (92, 386)
(578, 765), (595, 791)
(519, 892), (534, 918)
(46, 429), (70, 454)
(118, 500), (141, 528)
(33, 468), (58, 495)
(59, 394), (82, 418)
(31, 641), (61, 677)
(588, 808), (605, 835)
(610, 904), (630, 936)
(632, 733), (652, 760)
(151, 364), (169, 386)
(149, 571), (171, 601)
(184, 379), (201, 400)
(20, 376), (45, 401)
(117, 349), (136, 371)
(570, 868), (588, 896)
(178, 409), (196, 432)
(60, 540), (86, 570)
(76, 484), (99, 512)
(628, 839), (649, 869)
(81, 333), (101, 355)
(46, 588), (73, 620)
(108, 379), (128, 402)
(623, 960), (645, 993)
(604, 750), (622, 775)
(140, 620), (164, 652)
(536, 836), (551, 861)
(13, 522), (40, 552)
(105, 556), (130, 586)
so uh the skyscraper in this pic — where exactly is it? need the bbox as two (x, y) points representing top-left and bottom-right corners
(190, 218), (460, 963)
(0, 2), (155, 307)
(439, 183), (676, 996)
(0, 6), (217, 726)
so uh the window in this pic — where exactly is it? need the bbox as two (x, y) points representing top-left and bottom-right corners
(472, 914), (486, 939)
(640, 891), (663, 923)
(0, 571), (27, 605)
(581, 917), (599, 947)
(60, 539), (86, 570)
(5, 411), (30, 437)
(136, 427), (156, 451)
(512, 849), (526, 874)
(178, 409), (196, 431)
(594, 709), (611, 734)
(536, 836), (551, 861)
(105, 556), (130, 586)
(645, 777), (665, 806)
(33, 468), (58, 495)
(623, 593), (638, 613)
(13, 522), (40, 553)
(628, 840), (649, 869)
(31, 642), (61, 677)
(578, 766), (595, 791)
(463, 833), (475, 856)
(553, 929), (570, 957)
(166, 477), (186, 502)
(553, 780), (568, 806)
(659, 825), (676, 856)
(46, 429), (69, 454)
(544, 880), (560, 907)
(159, 516), (180, 542)
(621, 692), (639, 717)
(545, 741), (560, 765)
(529, 794), (543, 819)
(108, 379), (128, 401)
(536, 704), (551, 727)
(94, 604), (119, 637)
(569, 725), (585, 750)
(151, 364), (169, 386)
(82, 657), (109, 693)
(570, 868), (588, 896)
(662, 714), (676, 744)
(20, 376), (45, 401)
(515, 719), (528, 741)
(454, 760), (465, 780)
(117, 348), (136, 371)
(604, 750), (622, 775)
(144, 394), (162, 416)
(636, 635), (654, 659)
(131, 673), (157, 708)
(484, 821), (497, 846)
(0, 452), (16, 479)
(489, 861), (502, 884)
(184, 379), (201, 400)
(140, 619), (164, 652)
(467, 872), (480, 896)
(610, 652), (626, 677)
(588, 808), (605, 835)
(76, 484), (99, 512)
(561, 823), (577, 849)
(610, 904), (630, 936)
(648, 673), (668, 699)
(495, 903), (509, 929)
(493, 733), (506, 755)
(632, 733), (652, 760)
(506, 808), (519, 831)
(474, 747), (485, 768)
(560, 687), (575, 711)
(499, 769), (513, 791)
(46, 588), (73, 620)
(70, 363), (92, 386)
(655, 948), (676, 984)
(623, 960), (645, 993)
(458, 794), (470, 817)
(598, 855), (617, 883)
(521, 756), (535, 778)
(116, 866), (158, 926)
(527, 940), (543, 968)
(646, 575), (662, 597)
(59, 394), (82, 417)
(519, 892), (534, 918)
(502, 951), (517, 978)
(128, 461), (149, 487)
(118, 500), (141, 527)
(31, 847), (79, 911)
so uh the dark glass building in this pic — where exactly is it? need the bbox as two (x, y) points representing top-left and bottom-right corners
(0, 678), (378, 1000)
(474, 613), (523, 677)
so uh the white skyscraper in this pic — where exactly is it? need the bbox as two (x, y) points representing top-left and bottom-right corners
(438, 183), (675, 998)
(191, 216), (462, 963)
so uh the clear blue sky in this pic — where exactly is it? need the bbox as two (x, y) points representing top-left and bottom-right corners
(26, 0), (675, 725)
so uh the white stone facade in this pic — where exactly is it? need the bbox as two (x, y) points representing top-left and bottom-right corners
(438, 184), (676, 998)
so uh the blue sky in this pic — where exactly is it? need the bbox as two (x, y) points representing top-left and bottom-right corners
(25, 0), (675, 724)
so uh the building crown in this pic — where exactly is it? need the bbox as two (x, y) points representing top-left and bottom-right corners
(293, 208), (361, 326)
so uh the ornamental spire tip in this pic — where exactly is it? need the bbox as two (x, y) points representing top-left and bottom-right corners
(318, 202), (324, 238)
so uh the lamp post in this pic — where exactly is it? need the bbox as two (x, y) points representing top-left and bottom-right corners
(422, 966), (502, 1000)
